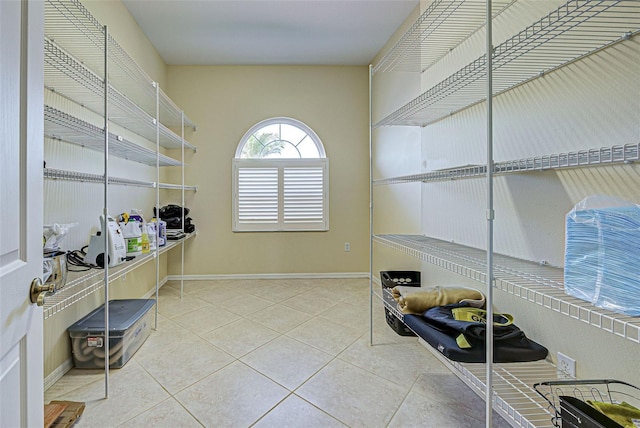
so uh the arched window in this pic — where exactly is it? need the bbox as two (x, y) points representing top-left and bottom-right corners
(233, 118), (329, 232)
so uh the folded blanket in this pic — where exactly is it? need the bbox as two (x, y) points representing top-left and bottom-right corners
(587, 400), (640, 428)
(391, 285), (485, 314)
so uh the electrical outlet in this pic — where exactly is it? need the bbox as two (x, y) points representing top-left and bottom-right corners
(557, 352), (576, 378)
(344, 242), (351, 252)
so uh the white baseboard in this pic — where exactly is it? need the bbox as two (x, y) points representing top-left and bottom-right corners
(143, 275), (169, 298)
(44, 358), (73, 392)
(166, 272), (370, 281)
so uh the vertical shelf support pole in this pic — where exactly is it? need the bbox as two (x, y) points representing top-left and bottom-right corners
(181, 111), (185, 298)
(102, 24), (110, 399)
(368, 64), (374, 346)
(154, 83), (160, 329)
(485, 1), (494, 427)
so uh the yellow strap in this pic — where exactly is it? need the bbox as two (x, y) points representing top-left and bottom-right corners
(451, 307), (514, 326)
(456, 334), (472, 348)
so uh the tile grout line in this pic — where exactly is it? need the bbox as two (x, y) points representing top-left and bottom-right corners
(50, 279), (388, 426)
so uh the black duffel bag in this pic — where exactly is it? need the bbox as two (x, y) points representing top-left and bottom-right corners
(155, 204), (189, 219)
(403, 303), (548, 363)
(155, 205), (195, 232)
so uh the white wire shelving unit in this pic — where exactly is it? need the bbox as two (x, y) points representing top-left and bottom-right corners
(374, 232), (640, 427)
(370, 1), (640, 427)
(43, 0), (198, 305)
(375, 234), (640, 344)
(44, 106), (182, 167)
(374, 1), (640, 127)
(43, 0), (198, 397)
(374, 142), (640, 185)
(376, 284), (562, 427)
(43, 233), (196, 320)
(376, 283), (562, 427)
(44, 168), (198, 191)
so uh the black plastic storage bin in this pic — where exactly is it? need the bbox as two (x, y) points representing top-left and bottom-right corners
(383, 307), (416, 336)
(380, 270), (421, 289)
(68, 299), (155, 369)
(380, 271), (420, 336)
(534, 380), (640, 428)
(560, 396), (623, 428)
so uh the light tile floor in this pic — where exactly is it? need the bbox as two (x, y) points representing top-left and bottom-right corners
(45, 278), (511, 427)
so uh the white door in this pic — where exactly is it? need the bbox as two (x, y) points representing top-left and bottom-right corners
(0, 0), (44, 427)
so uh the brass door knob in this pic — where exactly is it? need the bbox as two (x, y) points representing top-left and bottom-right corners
(30, 277), (54, 306)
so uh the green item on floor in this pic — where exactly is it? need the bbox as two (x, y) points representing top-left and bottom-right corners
(587, 400), (640, 428)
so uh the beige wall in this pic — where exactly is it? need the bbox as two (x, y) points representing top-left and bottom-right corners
(165, 65), (370, 276)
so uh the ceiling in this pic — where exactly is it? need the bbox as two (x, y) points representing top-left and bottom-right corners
(121, 0), (418, 66)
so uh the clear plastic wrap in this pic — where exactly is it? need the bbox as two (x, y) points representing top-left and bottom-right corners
(564, 195), (640, 317)
(43, 222), (77, 250)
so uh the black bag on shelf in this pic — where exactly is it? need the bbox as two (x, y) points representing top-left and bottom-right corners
(155, 205), (195, 232)
(155, 204), (189, 219)
(404, 303), (548, 363)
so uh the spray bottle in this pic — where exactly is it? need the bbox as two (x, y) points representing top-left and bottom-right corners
(130, 209), (150, 254)
(141, 225), (150, 253)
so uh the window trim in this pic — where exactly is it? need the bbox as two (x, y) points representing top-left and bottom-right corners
(232, 158), (329, 232)
(235, 117), (326, 158)
(233, 117), (329, 232)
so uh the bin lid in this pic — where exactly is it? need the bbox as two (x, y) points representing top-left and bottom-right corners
(68, 299), (155, 335)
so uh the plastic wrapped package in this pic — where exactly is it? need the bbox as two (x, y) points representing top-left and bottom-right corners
(564, 195), (640, 316)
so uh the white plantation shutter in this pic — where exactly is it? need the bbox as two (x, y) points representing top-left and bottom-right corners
(284, 166), (324, 224)
(237, 167), (278, 225)
(234, 159), (328, 231)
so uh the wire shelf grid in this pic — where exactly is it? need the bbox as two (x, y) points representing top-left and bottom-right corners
(373, 0), (516, 74)
(45, 37), (196, 151)
(413, 338), (562, 427)
(45, 168), (198, 192)
(158, 183), (198, 191)
(45, 0), (196, 129)
(44, 106), (182, 167)
(421, 341), (563, 427)
(44, 37), (104, 113)
(373, 234), (640, 344)
(44, 168), (155, 187)
(374, 143), (640, 185)
(374, 1), (640, 127)
(42, 233), (195, 319)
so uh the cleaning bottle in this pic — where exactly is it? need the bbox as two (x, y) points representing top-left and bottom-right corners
(146, 222), (157, 251)
(150, 217), (167, 247)
(129, 209), (144, 226)
(122, 219), (142, 257)
(141, 227), (150, 253)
